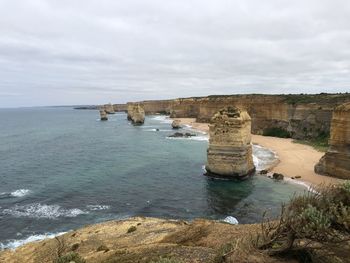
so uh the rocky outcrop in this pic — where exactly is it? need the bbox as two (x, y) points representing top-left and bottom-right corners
(104, 103), (115, 114)
(127, 103), (145, 124)
(99, 107), (108, 121)
(206, 107), (255, 178)
(171, 120), (181, 129)
(315, 102), (350, 179)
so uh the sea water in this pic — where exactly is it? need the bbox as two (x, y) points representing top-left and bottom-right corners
(0, 107), (305, 249)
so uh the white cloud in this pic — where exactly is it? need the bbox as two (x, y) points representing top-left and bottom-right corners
(0, 0), (349, 107)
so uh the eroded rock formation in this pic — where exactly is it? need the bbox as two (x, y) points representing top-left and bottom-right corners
(127, 103), (145, 124)
(315, 102), (350, 179)
(104, 103), (115, 114)
(99, 107), (108, 121)
(172, 120), (181, 129)
(206, 107), (255, 178)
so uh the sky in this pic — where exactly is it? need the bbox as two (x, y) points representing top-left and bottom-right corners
(0, 0), (350, 107)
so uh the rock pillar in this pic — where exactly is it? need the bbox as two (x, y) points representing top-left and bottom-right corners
(206, 106), (255, 178)
(315, 102), (350, 179)
(99, 107), (108, 121)
(127, 104), (145, 124)
(104, 103), (115, 114)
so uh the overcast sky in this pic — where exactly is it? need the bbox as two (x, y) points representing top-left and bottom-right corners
(0, 0), (350, 107)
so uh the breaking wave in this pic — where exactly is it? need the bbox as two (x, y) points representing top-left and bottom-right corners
(0, 232), (66, 250)
(1, 203), (88, 219)
(0, 189), (32, 199)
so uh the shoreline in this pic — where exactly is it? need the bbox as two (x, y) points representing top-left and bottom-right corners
(173, 117), (342, 186)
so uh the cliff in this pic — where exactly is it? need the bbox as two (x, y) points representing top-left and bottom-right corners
(206, 107), (255, 178)
(315, 102), (350, 179)
(130, 93), (350, 140)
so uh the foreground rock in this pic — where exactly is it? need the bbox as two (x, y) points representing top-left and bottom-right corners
(99, 107), (108, 121)
(127, 104), (145, 124)
(206, 107), (255, 178)
(168, 132), (196, 138)
(315, 102), (350, 179)
(171, 119), (182, 129)
(0, 217), (286, 263)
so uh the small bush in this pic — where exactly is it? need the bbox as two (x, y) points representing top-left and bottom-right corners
(71, 243), (79, 251)
(127, 226), (137, 233)
(54, 252), (86, 263)
(263, 128), (291, 138)
(256, 181), (350, 262)
(96, 244), (109, 252)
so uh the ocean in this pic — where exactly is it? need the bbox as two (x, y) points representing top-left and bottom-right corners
(0, 107), (305, 249)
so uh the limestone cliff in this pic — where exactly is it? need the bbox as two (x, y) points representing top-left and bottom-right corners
(127, 103), (145, 124)
(113, 103), (127, 112)
(129, 94), (350, 140)
(315, 102), (350, 179)
(206, 107), (255, 178)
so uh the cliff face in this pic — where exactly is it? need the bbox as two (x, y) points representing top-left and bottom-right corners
(113, 104), (127, 112)
(206, 107), (255, 178)
(315, 102), (350, 179)
(104, 103), (115, 114)
(131, 94), (350, 140)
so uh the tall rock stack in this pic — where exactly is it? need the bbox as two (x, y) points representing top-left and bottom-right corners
(104, 103), (115, 114)
(206, 106), (255, 178)
(315, 102), (350, 179)
(128, 104), (145, 124)
(99, 107), (108, 121)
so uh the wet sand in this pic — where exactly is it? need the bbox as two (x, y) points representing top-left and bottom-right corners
(173, 118), (342, 186)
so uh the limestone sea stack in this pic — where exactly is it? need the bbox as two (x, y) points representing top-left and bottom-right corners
(104, 103), (115, 114)
(127, 104), (145, 124)
(171, 119), (181, 129)
(206, 107), (255, 178)
(315, 102), (350, 179)
(99, 107), (108, 121)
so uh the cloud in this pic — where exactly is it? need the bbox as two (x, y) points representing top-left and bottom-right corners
(0, 0), (349, 107)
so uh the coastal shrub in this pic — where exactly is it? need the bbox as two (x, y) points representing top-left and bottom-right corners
(256, 181), (350, 262)
(294, 131), (330, 152)
(127, 226), (137, 233)
(96, 244), (109, 252)
(54, 252), (86, 263)
(263, 128), (291, 138)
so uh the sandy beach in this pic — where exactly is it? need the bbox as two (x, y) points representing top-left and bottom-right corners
(174, 118), (342, 186)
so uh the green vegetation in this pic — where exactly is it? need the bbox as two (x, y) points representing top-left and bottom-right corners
(255, 181), (350, 262)
(127, 226), (137, 233)
(282, 93), (350, 105)
(263, 128), (291, 138)
(54, 252), (86, 263)
(150, 257), (184, 263)
(293, 132), (329, 152)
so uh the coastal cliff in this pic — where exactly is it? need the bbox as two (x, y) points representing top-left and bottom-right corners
(131, 94), (350, 140)
(315, 102), (350, 179)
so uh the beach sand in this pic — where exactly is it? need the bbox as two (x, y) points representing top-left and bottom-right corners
(173, 118), (342, 186)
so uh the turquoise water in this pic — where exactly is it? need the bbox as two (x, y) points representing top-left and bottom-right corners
(0, 107), (305, 249)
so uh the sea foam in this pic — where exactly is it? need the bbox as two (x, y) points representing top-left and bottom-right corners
(2, 203), (88, 219)
(0, 232), (66, 250)
(0, 189), (32, 199)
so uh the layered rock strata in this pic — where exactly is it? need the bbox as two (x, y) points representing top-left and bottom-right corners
(315, 102), (350, 179)
(206, 107), (255, 178)
(99, 107), (108, 121)
(127, 103), (145, 124)
(130, 94), (350, 140)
